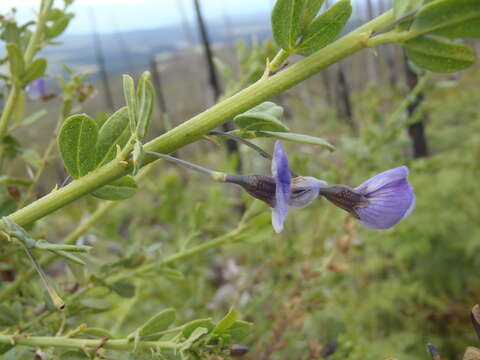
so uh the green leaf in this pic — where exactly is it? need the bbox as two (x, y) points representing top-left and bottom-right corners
(393, 0), (423, 19)
(95, 107), (131, 166)
(20, 58), (47, 85)
(296, 0), (352, 56)
(78, 298), (112, 311)
(225, 320), (253, 341)
(404, 35), (476, 73)
(139, 308), (176, 337)
(19, 109), (47, 127)
(2, 216), (36, 248)
(3, 19), (21, 46)
(213, 308), (238, 334)
(300, 0), (326, 32)
(431, 18), (480, 38)
(411, 0), (480, 37)
(136, 71), (154, 138)
(0, 305), (18, 326)
(58, 114), (98, 178)
(51, 250), (86, 265)
(271, 0), (306, 51)
(92, 175), (138, 200)
(109, 280), (136, 298)
(234, 102), (289, 132)
(254, 131), (335, 151)
(123, 74), (137, 133)
(182, 318), (215, 338)
(45, 13), (73, 39)
(183, 327), (208, 346)
(6, 43), (25, 79)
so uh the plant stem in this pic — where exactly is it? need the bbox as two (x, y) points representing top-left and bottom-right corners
(268, 49), (290, 72)
(23, 0), (53, 65)
(2, 10), (395, 231)
(208, 131), (272, 159)
(20, 243), (64, 310)
(0, 84), (20, 142)
(146, 152), (221, 178)
(0, 165), (156, 302)
(0, 335), (179, 352)
(0, 0), (52, 144)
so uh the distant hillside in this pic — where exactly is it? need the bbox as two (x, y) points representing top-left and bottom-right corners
(40, 12), (272, 78)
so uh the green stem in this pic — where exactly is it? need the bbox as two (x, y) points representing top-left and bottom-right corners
(20, 243), (64, 310)
(23, 0), (53, 65)
(0, 164), (156, 302)
(0, 0), (53, 146)
(0, 335), (179, 352)
(268, 49), (290, 72)
(2, 10), (395, 231)
(0, 84), (20, 142)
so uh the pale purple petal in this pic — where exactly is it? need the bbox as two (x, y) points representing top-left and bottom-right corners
(271, 141), (291, 233)
(26, 78), (46, 100)
(289, 176), (327, 208)
(355, 166), (415, 229)
(355, 166), (409, 193)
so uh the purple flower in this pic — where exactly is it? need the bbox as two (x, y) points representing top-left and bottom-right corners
(271, 141), (291, 233)
(226, 141), (325, 233)
(320, 166), (415, 229)
(26, 78), (47, 100)
(354, 166), (415, 229)
(226, 141), (414, 232)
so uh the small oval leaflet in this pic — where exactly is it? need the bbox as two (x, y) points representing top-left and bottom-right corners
(58, 114), (98, 179)
(182, 318), (215, 338)
(404, 35), (476, 73)
(225, 320), (253, 341)
(21, 57), (47, 85)
(271, 0), (306, 51)
(109, 280), (136, 298)
(257, 131), (336, 151)
(139, 308), (176, 337)
(296, 0), (352, 56)
(411, 0), (480, 38)
(78, 298), (112, 312)
(234, 101), (289, 132)
(213, 308), (238, 334)
(95, 106), (131, 167)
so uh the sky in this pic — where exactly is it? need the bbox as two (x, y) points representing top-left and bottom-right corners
(1, 0), (274, 35)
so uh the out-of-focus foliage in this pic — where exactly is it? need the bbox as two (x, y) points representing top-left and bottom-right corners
(1, 0), (480, 359)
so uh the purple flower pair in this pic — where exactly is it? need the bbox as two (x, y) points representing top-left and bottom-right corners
(234, 141), (415, 233)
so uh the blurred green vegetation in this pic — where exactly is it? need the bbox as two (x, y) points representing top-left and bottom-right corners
(2, 3), (480, 358)
(6, 62), (480, 359)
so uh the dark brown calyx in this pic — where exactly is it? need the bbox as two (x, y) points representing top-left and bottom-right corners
(225, 174), (276, 207)
(318, 185), (369, 218)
